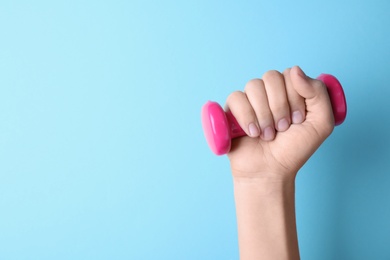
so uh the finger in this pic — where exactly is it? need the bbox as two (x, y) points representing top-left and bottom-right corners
(283, 68), (306, 124)
(225, 91), (260, 138)
(262, 70), (291, 133)
(290, 66), (334, 137)
(244, 79), (275, 141)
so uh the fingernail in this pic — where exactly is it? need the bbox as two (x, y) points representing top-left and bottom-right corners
(248, 123), (260, 137)
(263, 126), (274, 141)
(292, 111), (304, 124)
(277, 118), (289, 131)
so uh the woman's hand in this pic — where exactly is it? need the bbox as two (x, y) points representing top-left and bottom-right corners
(226, 66), (334, 181)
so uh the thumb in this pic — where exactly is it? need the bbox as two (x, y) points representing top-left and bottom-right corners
(290, 66), (334, 136)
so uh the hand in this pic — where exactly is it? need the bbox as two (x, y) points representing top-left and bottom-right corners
(225, 66), (334, 181)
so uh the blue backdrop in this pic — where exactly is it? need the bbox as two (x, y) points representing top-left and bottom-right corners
(1, 1), (389, 259)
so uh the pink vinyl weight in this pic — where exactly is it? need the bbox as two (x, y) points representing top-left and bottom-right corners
(201, 74), (347, 155)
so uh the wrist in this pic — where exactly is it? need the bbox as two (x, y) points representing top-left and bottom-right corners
(233, 175), (296, 199)
(232, 169), (298, 185)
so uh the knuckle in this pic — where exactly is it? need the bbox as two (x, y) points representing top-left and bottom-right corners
(272, 102), (290, 116)
(257, 110), (273, 121)
(226, 91), (245, 106)
(245, 78), (263, 92)
(313, 79), (326, 89)
(282, 68), (291, 76)
(263, 70), (283, 82)
(227, 91), (243, 101)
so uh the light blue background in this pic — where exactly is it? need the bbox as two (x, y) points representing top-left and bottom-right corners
(1, 0), (389, 259)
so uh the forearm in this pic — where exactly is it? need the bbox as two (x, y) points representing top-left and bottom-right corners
(233, 176), (300, 260)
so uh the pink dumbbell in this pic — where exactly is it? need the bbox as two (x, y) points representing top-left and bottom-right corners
(201, 74), (347, 155)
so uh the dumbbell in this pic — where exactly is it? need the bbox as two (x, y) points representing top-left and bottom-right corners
(201, 74), (347, 155)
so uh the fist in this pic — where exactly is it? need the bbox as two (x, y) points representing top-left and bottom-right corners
(226, 66), (334, 180)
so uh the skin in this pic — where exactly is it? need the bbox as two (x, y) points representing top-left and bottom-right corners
(225, 66), (334, 259)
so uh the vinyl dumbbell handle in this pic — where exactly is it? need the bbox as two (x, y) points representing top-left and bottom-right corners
(201, 74), (347, 155)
